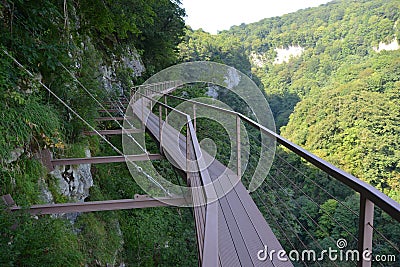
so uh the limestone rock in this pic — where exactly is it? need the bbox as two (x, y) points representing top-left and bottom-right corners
(4, 147), (24, 164)
(51, 148), (93, 202)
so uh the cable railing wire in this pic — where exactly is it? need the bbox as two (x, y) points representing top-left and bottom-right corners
(252, 188), (300, 252)
(248, 161), (351, 249)
(260, 178), (353, 267)
(246, 131), (360, 217)
(248, 154), (359, 243)
(2, 49), (172, 197)
(159, 87), (360, 263)
(8, 12), (399, 261)
(368, 222), (400, 254)
(11, 11), (153, 154)
(252, 184), (313, 267)
(246, 151), (359, 244)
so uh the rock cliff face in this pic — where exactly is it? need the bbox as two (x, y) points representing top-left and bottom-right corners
(373, 38), (400, 52)
(51, 148), (93, 202)
(46, 47), (145, 205)
(39, 177), (54, 204)
(206, 85), (219, 98)
(100, 47), (145, 95)
(4, 147), (24, 164)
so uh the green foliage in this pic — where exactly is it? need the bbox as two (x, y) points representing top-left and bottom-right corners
(137, 0), (186, 72)
(0, 209), (84, 266)
(76, 212), (123, 265)
(63, 141), (89, 158)
(120, 207), (197, 266)
(178, 0), (400, 260)
(281, 51), (400, 195)
(1, 0), (186, 145)
(179, 0), (400, 196)
(1, 0), (399, 265)
(1, 0), (188, 265)
(178, 27), (252, 76)
(0, 97), (62, 159)
(74, 134), (198, 265)
(1, 157), (46, 206)
(79, 0), (185, 73)
(0, 49), (62, 158)
(316, 199), (338, 239)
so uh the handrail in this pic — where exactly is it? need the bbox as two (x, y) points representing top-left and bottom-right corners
(187, 118), (218, 267)
(134, 90), (218, 266)
(242, 115), (400, 222)
(129, 80), (183, 100)
(137, 82), (400, 267)
(135, 91), (217, 202)
(137, 92), (188, 118)
(148, 87), (233, 114)
(157, 91), (400, 223)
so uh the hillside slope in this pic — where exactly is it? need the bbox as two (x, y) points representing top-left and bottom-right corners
(179, 0), (400, 199)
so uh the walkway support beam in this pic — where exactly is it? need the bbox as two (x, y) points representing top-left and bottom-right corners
(83, 129), (141, 136)
(3, 194), (188, 215)
(51, 154), (162, 166)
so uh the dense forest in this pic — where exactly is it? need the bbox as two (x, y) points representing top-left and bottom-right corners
(179, 0), (400, 200)
(0, 0), (399, 266)
(178, 0), (400, 265)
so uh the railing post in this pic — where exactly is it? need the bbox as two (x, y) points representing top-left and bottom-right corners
(141, 97), (145, 130)
(130, 87), (133, 101)
(164, 95), (168, 123)
(135, 86), (138, 99)
(150, 98), (153, 112)
(236, 115), (241, 178)
(193, 103), (197, 132)
(358, 194), (374, 267)
(159, 105), (163, 154)
(186, 121), (190, 182)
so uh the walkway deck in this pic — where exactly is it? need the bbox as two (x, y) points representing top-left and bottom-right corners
(132, 100), (292, 267)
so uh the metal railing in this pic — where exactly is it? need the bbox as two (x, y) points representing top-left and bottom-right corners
(129, 80), (183, 100)
(152, 88), (400, 267)
(134, 88), (218, 266)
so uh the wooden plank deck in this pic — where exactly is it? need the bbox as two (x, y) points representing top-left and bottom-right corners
(131, 99), (292, 267)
